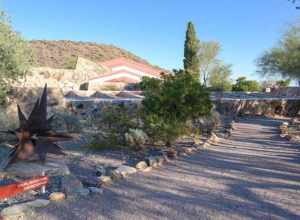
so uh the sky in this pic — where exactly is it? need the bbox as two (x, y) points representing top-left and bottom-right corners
(1, 0), (299, 81)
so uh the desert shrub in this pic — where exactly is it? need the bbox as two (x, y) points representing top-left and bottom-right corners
(194, 109), (220, 137)
(140, 70), (212, 146)
(90, 104), (140, 148)
(0, 12), (33, 104)
(125, 128), (148, 150)
(52, 110), (82, 133)
(63, 56), (77, 69)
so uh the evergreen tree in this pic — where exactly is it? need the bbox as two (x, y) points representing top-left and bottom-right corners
(183, 22), (200, 80)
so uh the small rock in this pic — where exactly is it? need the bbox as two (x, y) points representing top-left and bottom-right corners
(135, 161), (148, 171)
(98, 175), (112, 185)
(203, 142), (210, 148)
(49, 192), (66, 201)
(88, 187), (103, 194)
(210, 133), (219, 144)
(183, 147), (194, 155)
(112, 165), (137, 178)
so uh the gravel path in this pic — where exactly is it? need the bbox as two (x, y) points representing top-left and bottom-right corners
(36, 117), (300, 220)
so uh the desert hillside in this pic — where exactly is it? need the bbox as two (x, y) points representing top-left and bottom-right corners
(30, 40), (159, 69)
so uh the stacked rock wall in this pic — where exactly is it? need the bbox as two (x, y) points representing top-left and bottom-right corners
(214, 99), (300, 117)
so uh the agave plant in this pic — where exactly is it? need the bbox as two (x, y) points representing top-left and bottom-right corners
(1, 85), (72, 168)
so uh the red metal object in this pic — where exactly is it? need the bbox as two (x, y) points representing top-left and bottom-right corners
(0, 176), (48, 200)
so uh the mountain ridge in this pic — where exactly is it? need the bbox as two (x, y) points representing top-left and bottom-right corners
(30, 40), (164, 71)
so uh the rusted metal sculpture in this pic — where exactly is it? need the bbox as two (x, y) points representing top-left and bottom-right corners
(0, 175), (48, 200)
(1, 84), (71, 168)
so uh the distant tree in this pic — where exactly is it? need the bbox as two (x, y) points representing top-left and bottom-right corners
(0, 11), (33, 104)
(276, 79), (291, 87)
(183, 22), (200, 80)
(257, 22), (300, 80)
(198, 41), (220, 86)
(232, 77), (260, 92)
(208, 63), (232, 91)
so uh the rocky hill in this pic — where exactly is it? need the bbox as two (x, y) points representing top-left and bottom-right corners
(30, 40), (160, 69)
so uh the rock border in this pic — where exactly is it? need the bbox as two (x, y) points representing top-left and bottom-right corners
(0, 133), (221, 220)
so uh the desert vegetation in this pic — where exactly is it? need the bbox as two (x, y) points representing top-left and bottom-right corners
(0, 12), (33, 104)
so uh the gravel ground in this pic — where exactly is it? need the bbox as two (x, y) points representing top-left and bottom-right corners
(35, 117), (300, 220)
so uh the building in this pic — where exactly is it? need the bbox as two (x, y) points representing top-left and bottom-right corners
(20, 57), (163, 92)
(87, 57), (162, 90)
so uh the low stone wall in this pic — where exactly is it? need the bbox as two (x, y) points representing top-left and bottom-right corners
(214, 99), (300, 117)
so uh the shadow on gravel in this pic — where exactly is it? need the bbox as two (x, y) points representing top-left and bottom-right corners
(36, 117), (300, 220)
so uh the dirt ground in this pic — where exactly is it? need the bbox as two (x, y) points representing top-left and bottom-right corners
(35, 117), (300, 220)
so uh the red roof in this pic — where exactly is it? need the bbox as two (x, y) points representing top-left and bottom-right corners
(99, 57), (162, 77)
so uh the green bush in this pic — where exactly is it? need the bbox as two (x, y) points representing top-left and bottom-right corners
(0, 12), (33, 104)
(140, 70), (212, 146)
(232, 77), (260, 92)
(52, 110), (82, 133)
(125, 128), (148, 150)
(90, 104), (140, 148)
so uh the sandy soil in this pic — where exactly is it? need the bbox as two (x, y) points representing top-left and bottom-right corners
(35, 117), (300, 220)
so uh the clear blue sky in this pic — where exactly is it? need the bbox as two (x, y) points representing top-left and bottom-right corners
(1, 0), (299, 80)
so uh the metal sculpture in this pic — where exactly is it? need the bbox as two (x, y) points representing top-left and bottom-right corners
(0, 176), (48, 200)
(1, 84), (71, 168)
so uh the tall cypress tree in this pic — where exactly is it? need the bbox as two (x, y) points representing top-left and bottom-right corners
(183, 21), (200, 80)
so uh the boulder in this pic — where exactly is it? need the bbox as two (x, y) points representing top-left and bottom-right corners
(98, 175), (112, 185)
(112, 165), (137, 178)
(49, 192), (66, 201)
(182, 147), (194, 155)
(135, 161), (148, 171)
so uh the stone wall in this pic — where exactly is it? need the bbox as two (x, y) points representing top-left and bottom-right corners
(214, 99), (300, 117)
(15, 57), (106, 91)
